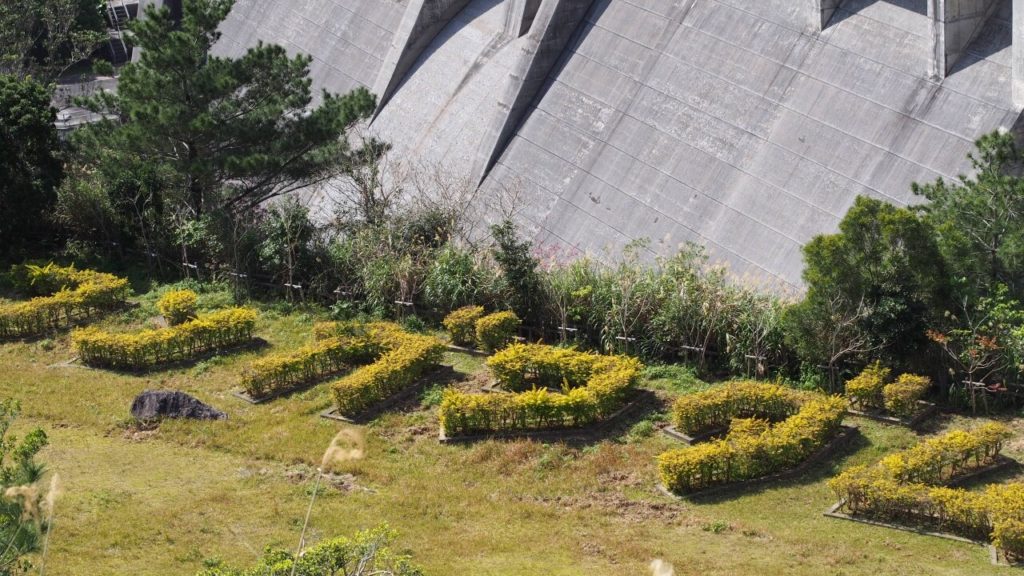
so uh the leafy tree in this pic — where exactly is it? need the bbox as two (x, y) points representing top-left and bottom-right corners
(0, 74), (62, 257)
(0, 0), (106, 82)
(786, 196), (949, 371)
(72, 0), (376, 256)
(0, 399), (49, 576)
(197, 525), (422, 576)
(490, 219), (543, 327)
(913, 131), (1024, 300)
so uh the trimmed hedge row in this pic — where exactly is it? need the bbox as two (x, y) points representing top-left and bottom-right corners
(73, 308), (258, 369)
(845, 362), (931, 418)
(438, 343), (642, 436)
(659, 388), (846, 494)
(0, 263), (130, 339)
(441, 306), (520, 351)
(331, 328), (445, 416)
(240, 322), (390, 399)
(829, 424), (1022, 559)
(669, 381), (812, 436)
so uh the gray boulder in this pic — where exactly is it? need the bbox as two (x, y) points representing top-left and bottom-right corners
(130, 390), (226, 421)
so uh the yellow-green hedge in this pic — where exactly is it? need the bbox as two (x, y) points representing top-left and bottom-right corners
(475, 311), (520, 352)
(73, 307), (257, 369)
(844, 361), (890, 410)
(157, 289), (198, 325)
(331, 329), (445, 416)
(669, 381), (811, 436)
(659, 390), (846, 494)
(442, 306), (484, 346)
(0, 263), (130, 339)
(883, 374), (931, 418)
(241, 322), (391, 399)
(845, 363), (930, 418)
(829, 423), (1020, 558)
(439, 343), (642, 436)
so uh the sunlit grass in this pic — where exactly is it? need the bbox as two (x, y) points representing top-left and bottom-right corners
(0, 288), (1018, 575)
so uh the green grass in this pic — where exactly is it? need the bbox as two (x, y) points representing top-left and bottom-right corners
(0, 291), (1019, 575)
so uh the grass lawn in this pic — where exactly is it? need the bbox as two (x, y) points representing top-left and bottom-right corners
(0, 291), (1019, 575)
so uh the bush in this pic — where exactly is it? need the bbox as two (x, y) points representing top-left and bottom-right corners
(844, 361), (890, 410)
(669, 381), (811, 436)
(883, 374), (931, 418)
(845, 362), (930, 418)
(475, 311), (520, 352)
(658, 391), (846, 494)
(0, 263), (130, 339)
(72, 307), (258, 369)
(242, 322), (390, 399)
(442, 305), (483, 346)
(332, 330), (445, 416)
(829, 424), (1017, 555)
(157, 289), (198, 325)
(439, 343), (642, 436)
(196, 524), (423, 576)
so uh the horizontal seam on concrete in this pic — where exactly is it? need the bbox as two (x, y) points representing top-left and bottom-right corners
(292, 12), (388, 68)
(547, 47), (914, 210)
(831, 6), (932, 44)
(492, 137), (791, 285)
(568, 15), (965, 187)
(660, 28), (960, 181)
(708, 0), (1012, 110)
(510, 107), (804, 280)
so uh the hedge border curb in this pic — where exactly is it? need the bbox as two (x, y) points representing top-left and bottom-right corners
(822, 456), (1019, 567)
(437, 389), (653, 444)
(845, 400), (938, 429)
(657, 424), (860, 499)
(661, 425), (727, 445)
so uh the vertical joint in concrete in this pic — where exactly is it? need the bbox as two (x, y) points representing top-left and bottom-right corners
(814, 0), (843, 31)
(932, 0), (1000, 78)
(1014, 0), (1024, 108)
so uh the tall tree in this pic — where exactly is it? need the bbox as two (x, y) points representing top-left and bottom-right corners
(0, 74), (63, 257)
(76, 0), (376, 222)
(785, 196), (950, 370)
(913, 131), (1024, 300)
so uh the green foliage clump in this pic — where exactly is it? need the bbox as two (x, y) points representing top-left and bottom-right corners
(0, 399), (50, 576)
(157, 289), (198, 325)
(442, 305), (483, 347)
(474, 311), (520, 352)
(196, 525), (422, 576)
(0, 75), (62, 255)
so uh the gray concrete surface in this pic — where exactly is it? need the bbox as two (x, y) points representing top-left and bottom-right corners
(210, 0), (1024, 289)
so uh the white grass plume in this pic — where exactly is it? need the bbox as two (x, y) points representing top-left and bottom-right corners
(650, 559), (675, 576)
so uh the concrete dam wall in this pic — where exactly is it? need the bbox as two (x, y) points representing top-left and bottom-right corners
(215, 0), (1024, 288)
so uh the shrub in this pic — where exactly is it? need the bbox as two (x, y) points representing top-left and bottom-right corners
(883, 374), (931, 418)
(332, 330), (445, 416)
(157, 289), (198, 325)
(72, 308), (257, 369)
(0, 263), (130, 339)
(439, 343), (641, 436)
(475, 310), (520, 352)
(829, 424), (1017, 556)
(844, 361), (890, 410)
(669, 381), (811, 436)
(442, 305), (483, 346)
(658, 392), (846, 494)
(242, 322), (392, 399)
